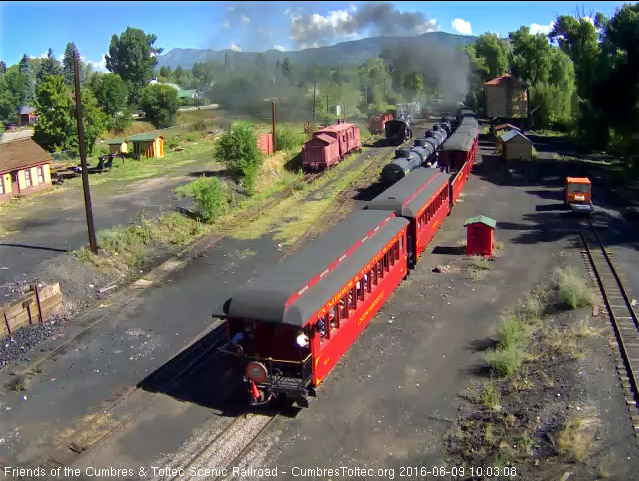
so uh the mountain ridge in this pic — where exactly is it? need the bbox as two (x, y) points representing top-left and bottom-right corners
(157, 32), (476, 70)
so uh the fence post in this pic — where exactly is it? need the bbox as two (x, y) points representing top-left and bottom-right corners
(3, 312), (10, 336)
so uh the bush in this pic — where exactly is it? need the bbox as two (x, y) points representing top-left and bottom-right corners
(496, 314), (526, 349)
(165, 135), (179, 149)
(214, 121), (262, 196)
(276, 126), (305, 151)
(140, 84), (179, 128)
(554, 267), (596, 309)
(184, 132), (198, 142)
(485, 345), (523, 377)
(176, 177), (228, 222)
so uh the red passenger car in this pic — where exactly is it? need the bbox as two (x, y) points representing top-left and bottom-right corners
(218, 210), (409, 406)
(302, 122), (362, 171)
(366, 168), (451, 266)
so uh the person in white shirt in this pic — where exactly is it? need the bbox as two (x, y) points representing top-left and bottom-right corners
(296, 330), (309, 348)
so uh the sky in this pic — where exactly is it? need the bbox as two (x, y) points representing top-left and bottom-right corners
(0, 1), (628, 70)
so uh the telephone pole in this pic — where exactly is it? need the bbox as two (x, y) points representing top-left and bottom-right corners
(73, 50), (98, 254)
(313, 82), (317, 121)
(325, 95), (329, 125)
(272, 101), (276, 152)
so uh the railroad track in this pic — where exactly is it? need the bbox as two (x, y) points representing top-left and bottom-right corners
(154, 413), (277, 481)
(42, 324), (229, 472)
(578, 217), (639, 439)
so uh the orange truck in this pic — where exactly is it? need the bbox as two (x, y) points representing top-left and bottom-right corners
(565, 177), (594, 213)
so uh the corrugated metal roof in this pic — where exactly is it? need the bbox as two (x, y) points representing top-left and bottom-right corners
(0, 138), (52, 174)
(129, 133), (164, 142)
(106, 138), (126, 145)
(442, 132), (474, 152)
(18, 106), (36, 115)
(464, 216), (496, 228)
(313, 134), (337, 145)
(501, 129), (531, 143)
(222, 210), (404, 326)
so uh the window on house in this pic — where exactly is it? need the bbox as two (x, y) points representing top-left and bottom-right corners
(11, 171), (18, 183)
(37, 167), (44, 183)
(24, 169), (32, 187)
(0, 179), (4, 194)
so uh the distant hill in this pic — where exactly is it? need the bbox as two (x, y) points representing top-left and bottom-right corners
(157, 32), (476, 70)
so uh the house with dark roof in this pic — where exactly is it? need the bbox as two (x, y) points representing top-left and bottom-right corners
(0, 138), (52, 203)
(17, 106), (37, 126)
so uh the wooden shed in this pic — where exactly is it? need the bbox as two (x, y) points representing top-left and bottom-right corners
(106, 138), (129, 155)
(0, 138), (52, 203)
(485, 74), (528, 119)
(464, 216), (496, 257)
(129, 133), (165, 159)
(501, 129), (533, 161)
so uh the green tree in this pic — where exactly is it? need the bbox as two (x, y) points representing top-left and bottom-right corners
(33, 75), (75, 151)
(509, 26), (552, 86)
(66, 88), (107, 156)
(140, 83), (179, 128)
(37, 48), (62, 85)
(474, 33), (510, 80)
(0, 61), (6, 75)
(62, 42), (77, 85)
(105, 27), (163, 104)
(91, 73), (130, 131)
(281, 57), (292, 85)
(401, 72), (423, 101)
(19, 54), (36, 105)
(177, 177), (228, 222)
(214, 121), (262, 196)
(0, 68), (25, 123)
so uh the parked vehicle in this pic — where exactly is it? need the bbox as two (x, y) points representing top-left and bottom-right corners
(302, 122), (362, 171)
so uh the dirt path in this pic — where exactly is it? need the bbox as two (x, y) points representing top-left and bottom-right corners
(0, 157), (223, 286)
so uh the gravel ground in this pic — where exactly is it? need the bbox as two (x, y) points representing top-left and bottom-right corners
(0, 317), (66, 369)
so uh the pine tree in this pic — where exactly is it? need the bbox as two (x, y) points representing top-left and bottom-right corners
(37, 48), (62, 85)
(63, 42), (77, 85)
(18, 54), (35, 105)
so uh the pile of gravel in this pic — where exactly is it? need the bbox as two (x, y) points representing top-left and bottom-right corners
(0, 316), (66, 369)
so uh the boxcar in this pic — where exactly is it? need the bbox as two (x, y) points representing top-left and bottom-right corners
(302, 133), (340, 170)
(218, 210), (409, 406)
(369, 113), (393, 134)
(367, 168), (451, 266)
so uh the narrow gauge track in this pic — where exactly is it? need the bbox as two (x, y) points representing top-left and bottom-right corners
(578, 217), (639, 435)
(42, 326), (229, 472)
(158, 413), (277, 481)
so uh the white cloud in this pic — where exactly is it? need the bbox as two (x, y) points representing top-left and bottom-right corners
(451, 18), (472, 35)
(222, 20), (230, 28)
(274, 45), (286, 52)
(230, 44), (242, 52)
(349, 3), (356, 12)
(240, 14), (250, 23)
(582, 16), (594, 25)
(87, 55), (108, 72)
(530, 21), (555, 35)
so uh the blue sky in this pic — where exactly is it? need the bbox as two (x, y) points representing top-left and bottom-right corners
(0, 1), (628, 69)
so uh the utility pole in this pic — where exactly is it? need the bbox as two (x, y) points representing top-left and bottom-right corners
(383, 78), (386, 103)
(313, 82), (317, 121)
(73, 50), (98, 254)
(272, 100), (276, 153)
(325, 95), (329, 125)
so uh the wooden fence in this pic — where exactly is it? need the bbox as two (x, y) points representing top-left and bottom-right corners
(1, 283), (62, 337)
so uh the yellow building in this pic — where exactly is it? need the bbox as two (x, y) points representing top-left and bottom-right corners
(0, 138), (52, 203)
(484, 74), (528, 119)
(129, 133), (165, 159)
(106, 138), (129, 155)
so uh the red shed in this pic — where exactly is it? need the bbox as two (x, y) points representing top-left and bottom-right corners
(464, 216), (496, 256)
(257, 133), (274, 154)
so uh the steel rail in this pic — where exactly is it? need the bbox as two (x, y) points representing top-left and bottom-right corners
(578, 217), (639, 408)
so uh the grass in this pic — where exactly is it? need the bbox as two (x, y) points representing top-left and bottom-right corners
(465, 381), (502, 411)
(485, 345), (523, 377)
(485, 313), (528, 377)
(553, 267), (597, 309)
(549, 414), (600, 463)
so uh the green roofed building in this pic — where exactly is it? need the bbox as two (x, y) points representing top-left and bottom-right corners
(177, 89), (198, 99)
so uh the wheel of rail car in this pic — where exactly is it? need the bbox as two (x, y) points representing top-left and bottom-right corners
(246, 361), (268, 383)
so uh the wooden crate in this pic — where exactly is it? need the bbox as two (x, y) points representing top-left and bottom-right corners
(1, 283), (62, 336)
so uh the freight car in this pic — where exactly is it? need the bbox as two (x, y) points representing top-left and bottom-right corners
(369, 113), (393, 134)
(385, 119), (412, 145)
(217, 109), (478, 407)
(302, 122), (362, 171)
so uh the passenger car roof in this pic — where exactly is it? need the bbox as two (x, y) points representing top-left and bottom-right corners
(222, 210), (407, 326)
(367, 169), (450, 217)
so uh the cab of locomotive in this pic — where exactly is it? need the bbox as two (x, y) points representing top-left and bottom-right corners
(219, 317), (313, 407)
(565, 177), (592, 205)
